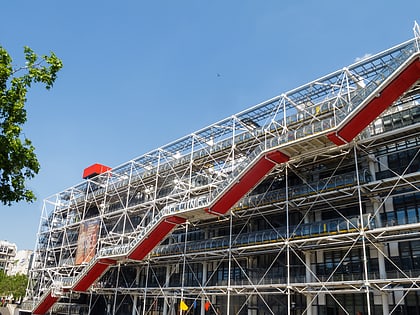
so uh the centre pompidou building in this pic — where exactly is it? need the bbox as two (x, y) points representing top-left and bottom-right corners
(21, 24), (420, 315)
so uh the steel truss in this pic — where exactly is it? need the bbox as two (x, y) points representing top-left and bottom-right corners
(23, 25), (420, 315)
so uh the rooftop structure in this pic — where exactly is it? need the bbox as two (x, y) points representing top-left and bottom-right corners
(22, 23), (420, 315)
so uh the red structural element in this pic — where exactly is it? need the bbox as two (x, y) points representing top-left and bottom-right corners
(128, 216), (186, 260)
(207, 150), (289, 215)
(33, 293), (59, 315)
(82, 163), (112, 179)
(328, 58), (420, 145)
(32, 54), (420, 315)
(72, 258), (116, 292)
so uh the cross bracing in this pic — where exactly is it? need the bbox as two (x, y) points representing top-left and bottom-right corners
(22, 26), (420, 315)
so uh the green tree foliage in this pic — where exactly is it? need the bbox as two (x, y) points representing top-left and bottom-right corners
(0, 271), (28, 300)
(0, 46), (63, 205)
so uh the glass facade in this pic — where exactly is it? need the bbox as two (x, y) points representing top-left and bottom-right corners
(22, 35), (420, 315)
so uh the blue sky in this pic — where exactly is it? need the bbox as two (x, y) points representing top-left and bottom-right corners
(1, 1), (420, 250)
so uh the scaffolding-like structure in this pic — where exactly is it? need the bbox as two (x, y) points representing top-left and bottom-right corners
(22, 24), (420, 315)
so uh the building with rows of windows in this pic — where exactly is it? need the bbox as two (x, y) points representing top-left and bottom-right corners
(22, 25), (420, 315)
(0, 240), (17, 275)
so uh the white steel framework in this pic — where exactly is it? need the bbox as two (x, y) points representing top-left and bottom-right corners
(22, 26), (420, 315)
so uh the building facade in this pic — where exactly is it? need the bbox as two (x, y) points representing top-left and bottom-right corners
(9, 250), (33, 276)
(23, 27), (420, 315)
(0, 240), (17, 275)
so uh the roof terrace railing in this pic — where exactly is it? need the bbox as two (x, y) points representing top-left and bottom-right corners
(29, 36), (420, 314)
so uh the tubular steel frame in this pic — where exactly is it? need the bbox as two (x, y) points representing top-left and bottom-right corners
(23, 28), (420, 315)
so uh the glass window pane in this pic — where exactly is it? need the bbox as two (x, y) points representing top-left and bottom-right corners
(397, 210), (406, 225)
(408, 207), (417, 224)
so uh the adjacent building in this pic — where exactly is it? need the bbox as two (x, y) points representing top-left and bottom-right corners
(23, 27), (420, 315)
(0, 240), (17, 275)
(0, 241), (33, 277)
(9, 250), (33, 276)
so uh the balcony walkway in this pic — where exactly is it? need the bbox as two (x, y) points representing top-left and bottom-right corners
(32, 41), (420, 314)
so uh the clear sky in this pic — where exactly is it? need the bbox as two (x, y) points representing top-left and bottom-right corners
(1, 1), (420, 250)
